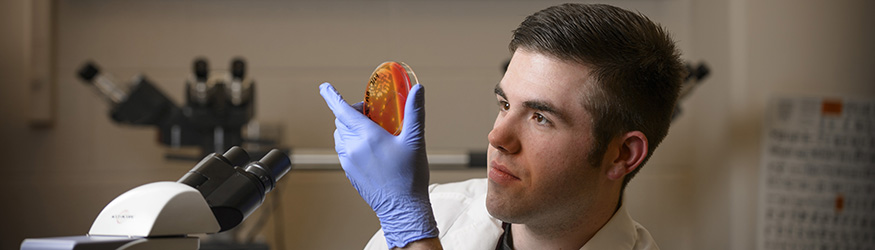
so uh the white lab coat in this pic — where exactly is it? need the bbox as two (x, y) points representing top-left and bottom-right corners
(363, 178), (659, 250)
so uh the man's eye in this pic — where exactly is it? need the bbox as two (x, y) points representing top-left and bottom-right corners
(534, 113), (550, 125)
(499, 100), (510, 111)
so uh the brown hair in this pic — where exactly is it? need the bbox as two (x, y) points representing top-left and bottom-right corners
(509, 3), (684, 189)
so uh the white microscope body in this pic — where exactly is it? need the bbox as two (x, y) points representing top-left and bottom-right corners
(21, 147), (290, 250)
(89, 182), (220, 237)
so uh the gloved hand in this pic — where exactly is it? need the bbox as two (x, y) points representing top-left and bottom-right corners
(319, 82), (438, 248)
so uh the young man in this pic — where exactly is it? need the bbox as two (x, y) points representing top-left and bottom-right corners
(320, 3), (684, 249)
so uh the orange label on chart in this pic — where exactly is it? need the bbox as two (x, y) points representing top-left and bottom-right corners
(364, 62), (415, 135)
(821, 99), (843, 116)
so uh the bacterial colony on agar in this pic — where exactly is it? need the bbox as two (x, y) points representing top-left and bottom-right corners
(363, 61), (418, 135)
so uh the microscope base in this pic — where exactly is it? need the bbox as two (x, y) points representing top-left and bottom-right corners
(21, 235), (198, 250)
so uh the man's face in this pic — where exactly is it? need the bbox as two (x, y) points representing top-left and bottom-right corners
(485, 49), (607, 225)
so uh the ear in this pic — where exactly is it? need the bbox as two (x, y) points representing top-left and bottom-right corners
(606, 131), (648, 181)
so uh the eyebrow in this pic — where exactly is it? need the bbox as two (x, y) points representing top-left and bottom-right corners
(494, 83), (506, 99)
(494, 83), (572, 124)
(524, 100), (571, 124)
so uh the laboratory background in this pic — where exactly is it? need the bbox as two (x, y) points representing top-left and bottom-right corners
(1, 0), (873, 250)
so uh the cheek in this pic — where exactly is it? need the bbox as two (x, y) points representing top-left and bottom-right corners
(532, 131), (586, 159)
(537, 149), (599, 201)
(527, 134), (594, 180)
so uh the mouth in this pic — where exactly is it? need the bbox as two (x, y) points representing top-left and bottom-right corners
(488, 161), (521, 184)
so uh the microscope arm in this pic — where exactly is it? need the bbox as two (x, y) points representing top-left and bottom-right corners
(88, 182), (221, 237)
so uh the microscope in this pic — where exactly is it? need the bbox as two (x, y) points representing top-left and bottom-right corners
(21, 146), (291, 249)
(75, 58), (260, 158)
(19, 59), (292, 249)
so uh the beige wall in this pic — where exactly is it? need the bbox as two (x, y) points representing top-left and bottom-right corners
(1, 0), (872, 249)
(685, 0), (875, 249)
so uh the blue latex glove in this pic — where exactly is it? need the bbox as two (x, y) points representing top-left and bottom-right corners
(319, 82), (438, 248)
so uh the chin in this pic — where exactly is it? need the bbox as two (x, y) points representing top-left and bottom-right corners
(485, 186), (519, 223)
(485, 197), (508, 221)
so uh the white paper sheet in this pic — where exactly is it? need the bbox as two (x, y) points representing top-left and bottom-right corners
(758, 96), (875, 249)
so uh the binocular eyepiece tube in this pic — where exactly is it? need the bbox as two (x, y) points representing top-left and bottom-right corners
(178, 146), (291, 232)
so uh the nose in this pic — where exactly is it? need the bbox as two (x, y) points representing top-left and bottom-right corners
(488, 116), (520, 154)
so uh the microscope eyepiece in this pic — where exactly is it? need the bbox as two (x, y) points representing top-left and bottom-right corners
(76, 61), (129, 106)
(178, 146), (290, 232)
(78, 62), (100, 82)
(220, 146), (250, 168)
(194, 58), (209, 82)
(231, 58), (246, 80)
(243, 149), (291, 193)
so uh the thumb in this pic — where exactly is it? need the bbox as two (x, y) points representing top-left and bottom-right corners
(319, 82), (367, 127)
(400, 84), (425, 139)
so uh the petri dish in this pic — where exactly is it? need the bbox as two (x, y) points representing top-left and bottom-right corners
(363, 61), (418, 135)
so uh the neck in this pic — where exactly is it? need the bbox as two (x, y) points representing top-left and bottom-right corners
(511, 193), (621, 250)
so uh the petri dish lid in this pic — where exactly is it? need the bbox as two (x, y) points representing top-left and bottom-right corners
(363, 61), (417, 135)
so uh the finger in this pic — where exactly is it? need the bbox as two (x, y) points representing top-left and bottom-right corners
(400, 84), (425, 138)
(333, 128), (346, 157)
(334, 129), (360, 177)
(333, 128), (342, 152)
(319, 82), (367, 126)
(333, 128), (356, 175)
(335, 117), (349, 130)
